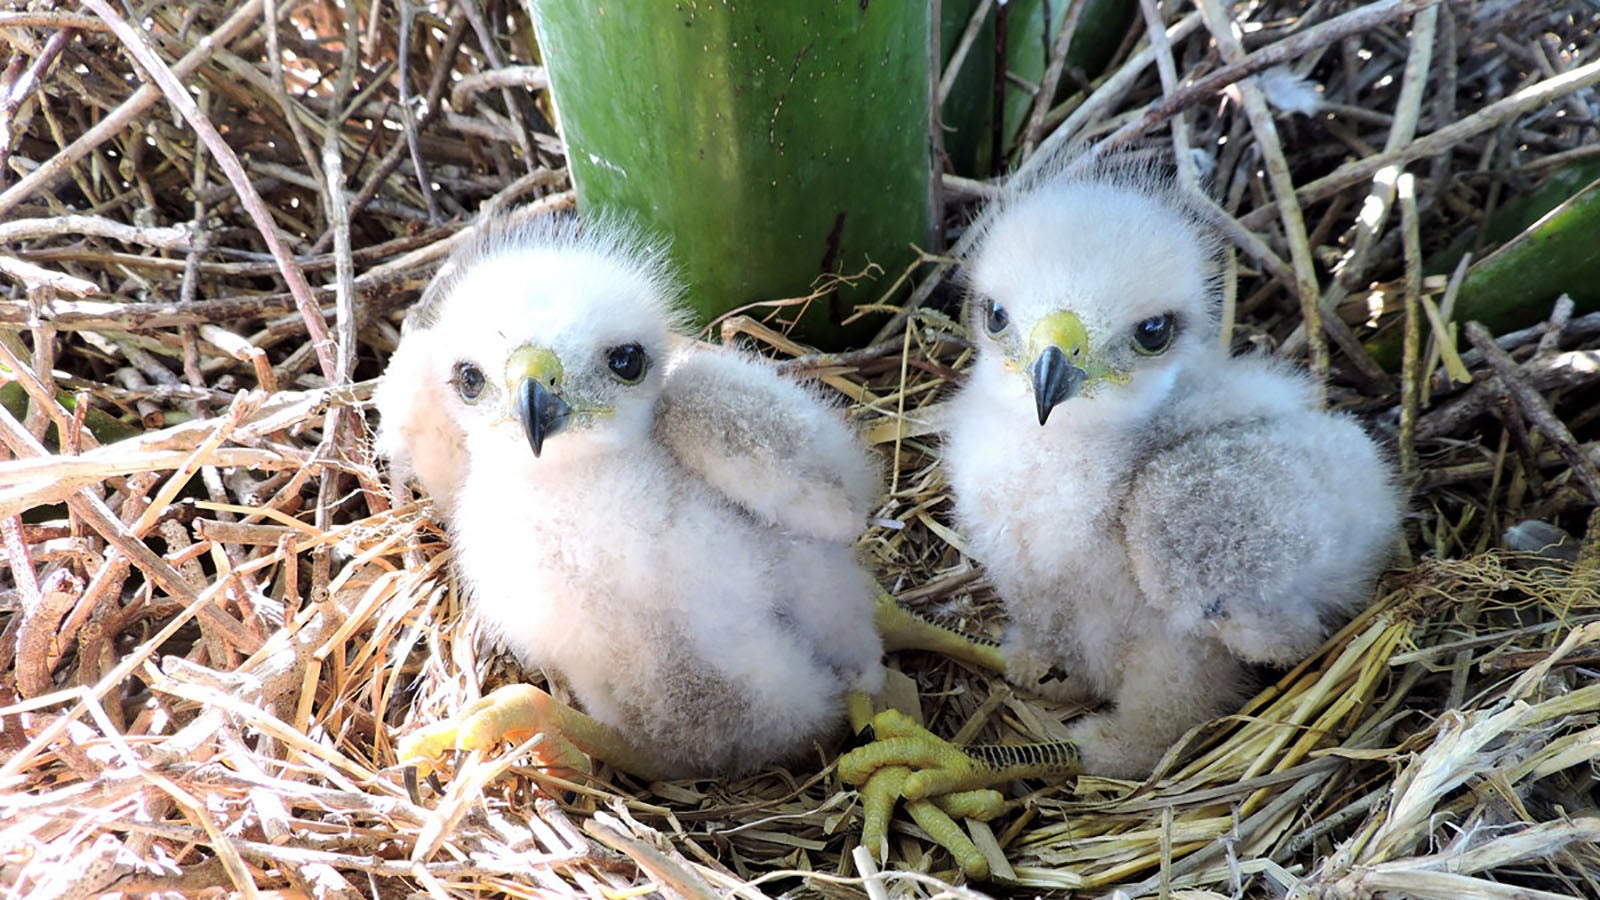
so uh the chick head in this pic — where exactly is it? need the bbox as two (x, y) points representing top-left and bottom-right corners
(403, 217), (688, 465)
(964, 171), (1221, 428)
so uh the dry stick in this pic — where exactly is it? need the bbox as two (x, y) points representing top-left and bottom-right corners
(0, 11), (108, 30)
(396, 0), (441, 224)
(1197, 0), (1328, 395)
(1137, 0), (1196, 188)
(0, 28), (72, 180)
(456, 0), (536, 169)
(0, 328), (81, 448)
(1417, 350), (1600, 443)
(22, 302), (57, 440)
(450, 65), (550, 110)
(180, 136), (218, 408)
(306, 13), (468, 256)
(82, 0), (337, 383)
(261, 0), (322, 187)
(0, 0), (265, 219)
(1031, 10), (1205, 177)
(938, 0), (993, 105)
(1534, 295), (1575, 358)
(323, 148), (358, 389)
(0, 214), (193, 247)
(1465, 322), (1600, 501)
(1398, 174), (1423, 485)
(0, 255), (98, 295)
(1019, 0), (1090, 158)
(1066, 0), (1437, 170)
(1190, 188), (1295, 286)
(1283, 3), (1439, 360)
(1242, 56), (1600, 230)
(316, 131), (357, 535)
(1344, 4), (1440, 278)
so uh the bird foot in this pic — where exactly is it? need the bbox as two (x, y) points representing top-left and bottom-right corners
(839, 709), (1009, 879)
(841, 709), (1085, 879)
(398, 684), (592, 797)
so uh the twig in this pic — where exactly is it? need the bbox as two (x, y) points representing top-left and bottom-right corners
(1019, 0), (1089, 159)
(1398, 173), (1423, 484)
(0, 255), (99, 295)
(1197, 0), (1328, 393)
(1241, 55), (1600, 229)
(938, 0), (994, 106)
(1030, 10), (1206, 176)
(83, 0), (337, 383)
(1078, 0), (1437, 167)
(0, 0), (266, 219)
(0, 215), (193, 248)
(1466, 321), (1600, 501)
(1137, 0), (1197, 189)
(450, 65), (550, 111)
(396, 0), (442, 224)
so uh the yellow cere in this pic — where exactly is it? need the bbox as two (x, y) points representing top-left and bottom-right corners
(1028, 310), (1089, 361)
(505, 344), (564, 390)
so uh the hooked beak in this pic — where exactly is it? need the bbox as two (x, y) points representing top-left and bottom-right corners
(507, 346), (571, 457)
(1028, 346), (1086, 426)
(1027, 311), (1090, 426)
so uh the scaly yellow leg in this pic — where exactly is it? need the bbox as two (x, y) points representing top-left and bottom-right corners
(843, 709), (1081, 796)
(873, 587), (1007, 671)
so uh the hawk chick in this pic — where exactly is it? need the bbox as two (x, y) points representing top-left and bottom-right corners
(945, 168), (1402, 777)
(375, 217), (884, 779)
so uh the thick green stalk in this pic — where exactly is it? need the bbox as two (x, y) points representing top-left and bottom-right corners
(1369, 167), (1600, 366)
(527, 1), (933, 345)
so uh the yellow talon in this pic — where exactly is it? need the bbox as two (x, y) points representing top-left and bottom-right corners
(905, 799), (989, 880)
(840, 706), (1081, 879)
(397, 684), (593, 793)
(839, 710), (985, 791)
(858, 765), (908, 861)
(932, 789), (1006, 822)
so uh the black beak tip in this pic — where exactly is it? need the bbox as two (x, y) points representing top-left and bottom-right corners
(517, 377), (570, 458)
(1029, 346), (1084, 427)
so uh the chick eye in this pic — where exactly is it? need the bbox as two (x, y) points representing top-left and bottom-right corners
(1131, 314), (1176, 356)
(606, 342), (648, 384)
(453, 361), (486, 401)
(983, 298), (1010, 336)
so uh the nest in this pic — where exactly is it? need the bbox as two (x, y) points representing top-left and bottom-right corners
(3, 1), (1599, 898)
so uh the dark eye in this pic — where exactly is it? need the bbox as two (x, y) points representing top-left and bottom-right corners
(1132, 314), (1176, 355)
(983, 299), (1010, 336)
(606, 342), (647, 383)
(453, 361), (486, 401)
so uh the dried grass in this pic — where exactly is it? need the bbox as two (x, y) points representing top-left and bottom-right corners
(3, 1), (1599, 898)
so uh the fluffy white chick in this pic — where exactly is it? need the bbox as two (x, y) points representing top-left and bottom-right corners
(374, 216), (885, 779)
(942, 167), (1402, 778)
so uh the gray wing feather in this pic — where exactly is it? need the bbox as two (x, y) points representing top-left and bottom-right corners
(1121, 414), (1398, 664)
(656, 348), (879, 542)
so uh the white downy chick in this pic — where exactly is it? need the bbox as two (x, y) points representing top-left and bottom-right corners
(944, 167), (1402, 778)
(375, 216), (884, 778)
